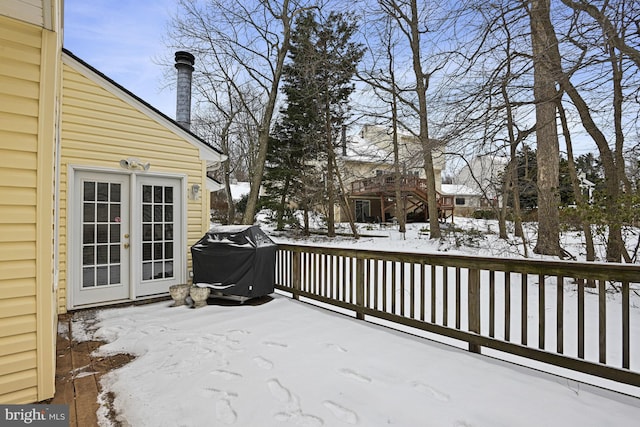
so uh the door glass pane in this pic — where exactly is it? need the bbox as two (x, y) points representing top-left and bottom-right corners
(110, 224), (121, 243)
(111, 204), (120, 221)
(142, 205), (152, 222)
(83, 267), (95, 287)
(83, 203), (94, 222)
(111, 183), (121, 202)
(110, 266), (120, 284)
(97, 245), (108, 264)
(154, 242), (162, 259)
(143, 185), (152, 203)
(141, 183), (175, 281)
(110, 244), (120, 263)
(97, 224), (108, 243)
(142, 224), (152, 241)
(143, 243), (152, 261)
(83, 224), (94, 244)
(83, 246), (94, 266)
(142, 263), (153, 281)
(82, 179), (122, 288)
(84, 182), (95, 201)
(97, 203), (109, 222)
(97, 266), (108, 285)
(97, 182), (109, 201)
(154, 186), (163, 203)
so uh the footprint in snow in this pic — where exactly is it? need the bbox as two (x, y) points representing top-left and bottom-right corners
(323, 401), (358, 425)
(263, 341), (288, 348)
(210, 369), (243, 380)
(253, 356), (274, 370)
(200, 387), (238, 399)
(411, 381), (450, 402)
(325, 343), (348, 353)
(228, 329), (251, 335)
(339, 368), (372, 383)
(267, 378), (292, 403)
(274, 412), (324, 427)
(216, 399), (237, 425)
(453, 421), (473, 427)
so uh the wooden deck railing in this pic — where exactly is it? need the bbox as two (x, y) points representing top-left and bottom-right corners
(274, 244), (640, 387)
(349, 174), (455, 209)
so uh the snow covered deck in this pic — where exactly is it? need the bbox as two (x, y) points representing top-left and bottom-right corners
(60, 295), (640, 426)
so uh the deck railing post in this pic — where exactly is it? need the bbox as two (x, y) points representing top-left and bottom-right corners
(292, 251), (301, 300)
(468, 268), (481, 353)
(356, 257), (365, 320)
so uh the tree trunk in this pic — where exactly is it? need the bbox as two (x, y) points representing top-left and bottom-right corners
(242, 0), (294, 224)
(557, 101), (595, 261)
(390, 52), (406, 234)
(529, 0), (562, 256)
(276, 178), (291, 231)
(328, 145), (359, 238)
(408, 0), (440, 239)
(536, 2), (624, 261)
(326, 98), (336, 237)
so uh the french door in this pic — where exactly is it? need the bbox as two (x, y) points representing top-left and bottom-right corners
(72, 171), (183, 307)
(74, 172), (130, 306)
(135, 176), (183, 297)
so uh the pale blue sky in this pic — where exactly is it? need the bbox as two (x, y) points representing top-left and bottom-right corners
(64, 0), (179, 117)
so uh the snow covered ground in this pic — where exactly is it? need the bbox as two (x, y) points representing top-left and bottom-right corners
(268, 216), (639, 263)
(74, 216), (640, 426)
(81, 296), (640, 427)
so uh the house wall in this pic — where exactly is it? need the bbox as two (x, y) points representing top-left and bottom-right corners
(1, 0), (45, 28)
(358, 125), (445, 187)
(0, 1), (60, 404)
(58, 59), (210, 313)
(454, 156), (507, 200)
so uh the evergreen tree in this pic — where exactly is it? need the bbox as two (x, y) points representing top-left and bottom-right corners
(265, 10), (364, 234)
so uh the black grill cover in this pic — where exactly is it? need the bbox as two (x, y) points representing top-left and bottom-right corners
(191, 225), (277, 298)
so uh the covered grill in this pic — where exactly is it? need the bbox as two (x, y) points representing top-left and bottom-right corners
(191, 225), (277, 299)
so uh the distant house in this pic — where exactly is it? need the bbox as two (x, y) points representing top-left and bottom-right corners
(1, 0), (225, 403)
(577, 172), (595, 203)
(440, 184), (483, 216)
(338, 125), (452, 222)
(453, 154), (507, 208)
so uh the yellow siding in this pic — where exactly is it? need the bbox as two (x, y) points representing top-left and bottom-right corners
(0, 15), (40, 404)
(0, 0), (44, 28)
(59, 60), (209, 312)
(0, 4), (59, 403)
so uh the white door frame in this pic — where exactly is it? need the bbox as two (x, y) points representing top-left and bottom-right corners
(67, 165), (188, 309)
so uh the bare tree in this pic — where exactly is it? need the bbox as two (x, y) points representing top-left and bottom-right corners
(168, 0), (315, 224)
(377, 0), (443, 239)
(557, 101), (596, 261)
(537, 0), (638, 261)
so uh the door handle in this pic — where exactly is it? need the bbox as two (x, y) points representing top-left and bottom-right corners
(123, 243), (130, 249)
